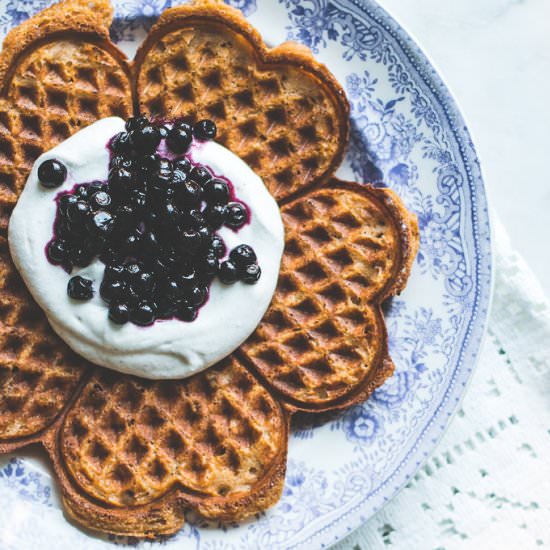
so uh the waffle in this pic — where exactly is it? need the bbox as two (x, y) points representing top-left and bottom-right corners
(134, 0), (350, 201)
(55, 357), (288, 536)
(0, 0), (419, 539)
(0, 0), (132, 448)
(239, 179), (419, 411)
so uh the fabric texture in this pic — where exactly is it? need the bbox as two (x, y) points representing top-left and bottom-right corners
(334, 218), (550, 550)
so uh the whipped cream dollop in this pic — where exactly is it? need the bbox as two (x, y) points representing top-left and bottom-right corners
(8, 118), (284, 379)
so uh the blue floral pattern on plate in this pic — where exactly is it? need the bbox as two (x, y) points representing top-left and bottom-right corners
(0, 0), (491, 548)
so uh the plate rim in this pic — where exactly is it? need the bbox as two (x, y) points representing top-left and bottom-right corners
(284, 0), (493, 547)
(0, 0), (494, 547)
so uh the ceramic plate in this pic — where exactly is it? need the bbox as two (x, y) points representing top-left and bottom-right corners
(0, 0), (492, 548)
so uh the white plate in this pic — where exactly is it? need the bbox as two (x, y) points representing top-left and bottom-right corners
(0, 0), (492, 548)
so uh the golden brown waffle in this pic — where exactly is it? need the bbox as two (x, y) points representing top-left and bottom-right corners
(240, 180), (419, 411)
(0, 0), (419, 539)
(0, 0), (132, 448)
(134, 1), (349, 201)
(56, 358), (288, 535)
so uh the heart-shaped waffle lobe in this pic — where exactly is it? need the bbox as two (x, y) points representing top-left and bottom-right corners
(134, 2), (349, 201)
(240, 181), (418, 411)
(58, 358), (287, 534)
(0, 0), (419, 538)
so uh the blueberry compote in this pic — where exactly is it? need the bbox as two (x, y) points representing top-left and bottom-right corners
(44, 116), (261, 326)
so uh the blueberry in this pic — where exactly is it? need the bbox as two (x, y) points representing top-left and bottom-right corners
(176, 305), (198, 322)
(204, 204), (227, 229)
(155, 296), (178, 319)
(158, 158), (173, 173)
(67, 276), (94, 300)
(47, 239), (68, 263)
(137, 153), (160, 174)
(210, 236), (226, 258)
(70, 245), (95, 267)
(132, 271), (156, 294)
(171, 169), (187, 187)
(166, 124), (192, 154)
(109, 167), (132, 190)
(125, 115), (148, 133)
(150, 173), (172, 193)
(185, 285), (208, 307)
(203, 178), (229, 205)
(128, 175), (148, 193)
(75, 184), (91, 200)
(100, 248), (124, 267)
(129, 190), (147, 211)
(179, 229), (201, 254)
(173, 157), (191, 174)
(104, 263), (125, 281)
(145, 210), (162, 231)
(230, 244), (257, 267)
(90, 191), (112, 210)
(38, 159), (67, 188)
(201, 252), (219, 277)
(100, 279), (126, 303)
(242, 263), (261, 284)
(160, 278), (184, 302)
(109, 131), (132, 155)
(178, 266), (196, 287)
(109, 302), (129, 324)
(67, 200), (90, 224)
(219, 260), (239, 284)
(118, 231), (141, 255)
(67, 219), (88, 236)
(147, 183), (171, 204)
(89, 210), (115, 236)
(88, 181), (105, 195)
(193, 119), (217, 141)
(157, 246), (180, 271)
(54, 219), (72, 240)
(158, 124), (169, 139)
(122, 283), (141, 307)
(130, 301), (156, 326)
(158, 201), (181, 227)
(225, 202), (248, 229)
(124, 262), (143, 282)
(130, 124), (161, 154)
(189, 165), (212, 186)
(197, 225), (213, 250)
(176, 180), (202, 207)
(142, 231), (160, 254)
(115, 204), (138, 231)
(58, 194), (78, 217)
(182, 208), (205, 229)
(110, 155), (133, 170)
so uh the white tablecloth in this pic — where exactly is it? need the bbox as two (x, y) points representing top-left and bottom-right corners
(335, 219), (550, 549)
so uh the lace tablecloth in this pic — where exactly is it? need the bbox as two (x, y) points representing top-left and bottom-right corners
(335, 219), (550, 549)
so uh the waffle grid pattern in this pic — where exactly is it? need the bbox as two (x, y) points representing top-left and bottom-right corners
(61, 359), (285, 507)
(137, 25), (341, 202)
(0, 240), (85, 440)
(0, 38), (131, 440)
(0, 41), (132, 225)
(241, 188), (400, 406)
